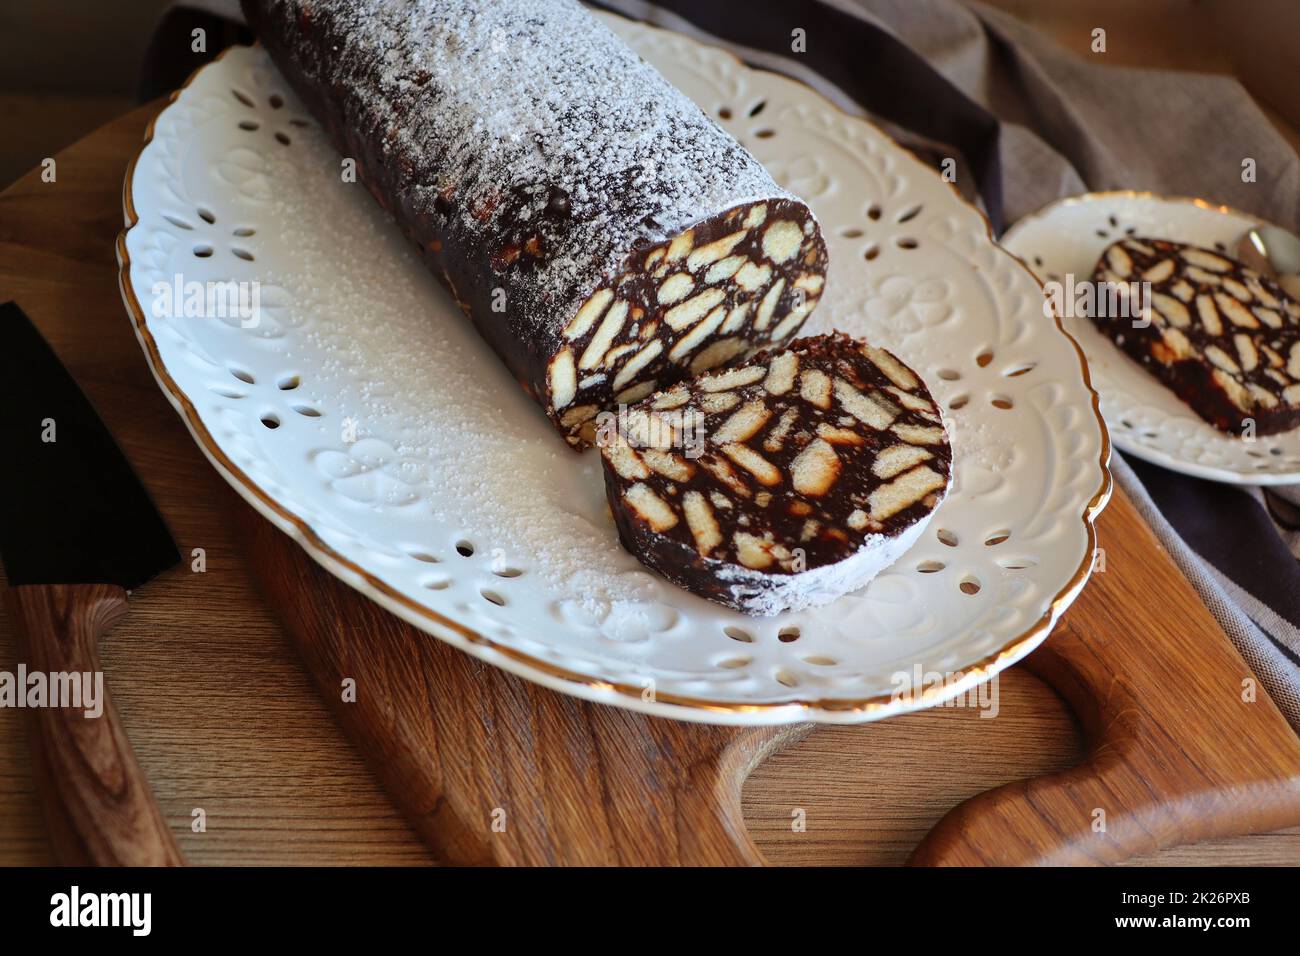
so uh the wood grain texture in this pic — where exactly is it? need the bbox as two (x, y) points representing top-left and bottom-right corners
(240, 508), (807, 865)
(0, 101), (1297, 866)
(911, 488), (1300, 865)
(8, 584), (183, 865)
(240, 468), (1300, 867)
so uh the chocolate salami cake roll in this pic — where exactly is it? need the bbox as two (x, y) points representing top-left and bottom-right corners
(599, 333), (951, 615)
(1091, 237), (1300, 435)
(243, 0), (829, 447)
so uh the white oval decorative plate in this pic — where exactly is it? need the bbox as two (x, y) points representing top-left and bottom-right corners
(1002, 191), (1300, 484)
(118, 15), (1109, 725)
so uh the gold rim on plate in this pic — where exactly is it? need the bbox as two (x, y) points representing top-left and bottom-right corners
(1001, 189), (1279, 247)
(115, 32), (1112, 721)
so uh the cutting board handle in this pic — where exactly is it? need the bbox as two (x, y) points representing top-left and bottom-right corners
(909, 491), (1300, 865)
(8, 584), (184, 866)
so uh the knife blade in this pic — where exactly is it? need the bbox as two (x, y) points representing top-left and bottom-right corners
(0, 300), (183, 866)
(0, 300), (179, 587)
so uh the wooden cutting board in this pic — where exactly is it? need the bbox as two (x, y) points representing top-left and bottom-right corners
(238, 489), (1300, 865)
(1, 101), (1299, 865)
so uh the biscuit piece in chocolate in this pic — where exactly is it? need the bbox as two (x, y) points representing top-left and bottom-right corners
(599, 332), (951, 615)
(243, 0), (828, 448)
(1090, 237), (1300, 435)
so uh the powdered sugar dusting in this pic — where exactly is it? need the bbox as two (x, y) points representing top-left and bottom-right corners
(712, 510), (938, 616)
(254, 124), (666, 613)
(259, 0), (792, 340)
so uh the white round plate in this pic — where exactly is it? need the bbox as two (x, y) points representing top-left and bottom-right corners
(118, 15), (1109, 725)
(1002, 191), (1300, 484)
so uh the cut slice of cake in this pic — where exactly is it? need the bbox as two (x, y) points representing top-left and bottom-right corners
(598, 332), (951, 615)
(1090, 237), (1300, 435)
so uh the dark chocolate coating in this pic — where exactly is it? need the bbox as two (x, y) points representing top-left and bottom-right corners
(242, 0), (828, 446)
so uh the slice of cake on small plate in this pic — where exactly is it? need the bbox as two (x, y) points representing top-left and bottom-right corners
(1090, 237), (1300, 436)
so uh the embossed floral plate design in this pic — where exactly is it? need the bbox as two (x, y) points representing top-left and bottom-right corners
(118, 16), (1110, 724)
(1003, 191), (1300, 484)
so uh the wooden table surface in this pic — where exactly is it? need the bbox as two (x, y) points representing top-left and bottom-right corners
(1, 99), (1298, 867)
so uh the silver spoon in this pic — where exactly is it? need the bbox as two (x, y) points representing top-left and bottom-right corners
(1236, 224), (1300, 300)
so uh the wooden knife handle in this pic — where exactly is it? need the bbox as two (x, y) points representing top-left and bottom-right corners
(8, 583), (183, 866)
(909, 489), (1300, 865)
